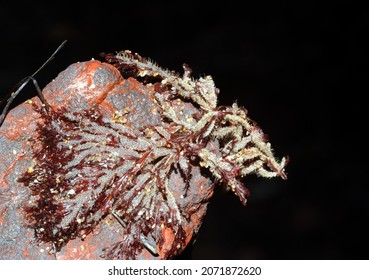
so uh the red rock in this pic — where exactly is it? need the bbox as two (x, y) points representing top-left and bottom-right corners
(0, 60), (211, 260)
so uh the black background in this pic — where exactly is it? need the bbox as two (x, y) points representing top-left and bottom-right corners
(0, 1), (367, 259)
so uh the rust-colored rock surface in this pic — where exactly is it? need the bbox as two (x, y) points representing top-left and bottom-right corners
(0, 60), (212, 259)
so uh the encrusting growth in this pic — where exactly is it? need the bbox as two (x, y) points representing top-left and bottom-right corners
(3, 49), (287, 259)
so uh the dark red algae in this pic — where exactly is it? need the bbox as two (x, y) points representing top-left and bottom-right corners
(0, 50), (287, 259)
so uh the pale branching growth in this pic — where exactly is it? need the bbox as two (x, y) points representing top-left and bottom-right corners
(113, 51), (218, 112)
(104, 51), (288, 207)
(14, 50), (287, 260)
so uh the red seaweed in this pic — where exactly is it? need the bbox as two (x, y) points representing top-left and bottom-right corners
(14, 50), (288, 259)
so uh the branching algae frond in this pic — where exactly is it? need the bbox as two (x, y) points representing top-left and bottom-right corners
(1, 47), (288, 259)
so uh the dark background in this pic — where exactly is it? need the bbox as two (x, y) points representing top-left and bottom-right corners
(0, 1), (367, 259)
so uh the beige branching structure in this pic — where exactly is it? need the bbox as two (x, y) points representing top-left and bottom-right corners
(109, 51), (288, 206)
